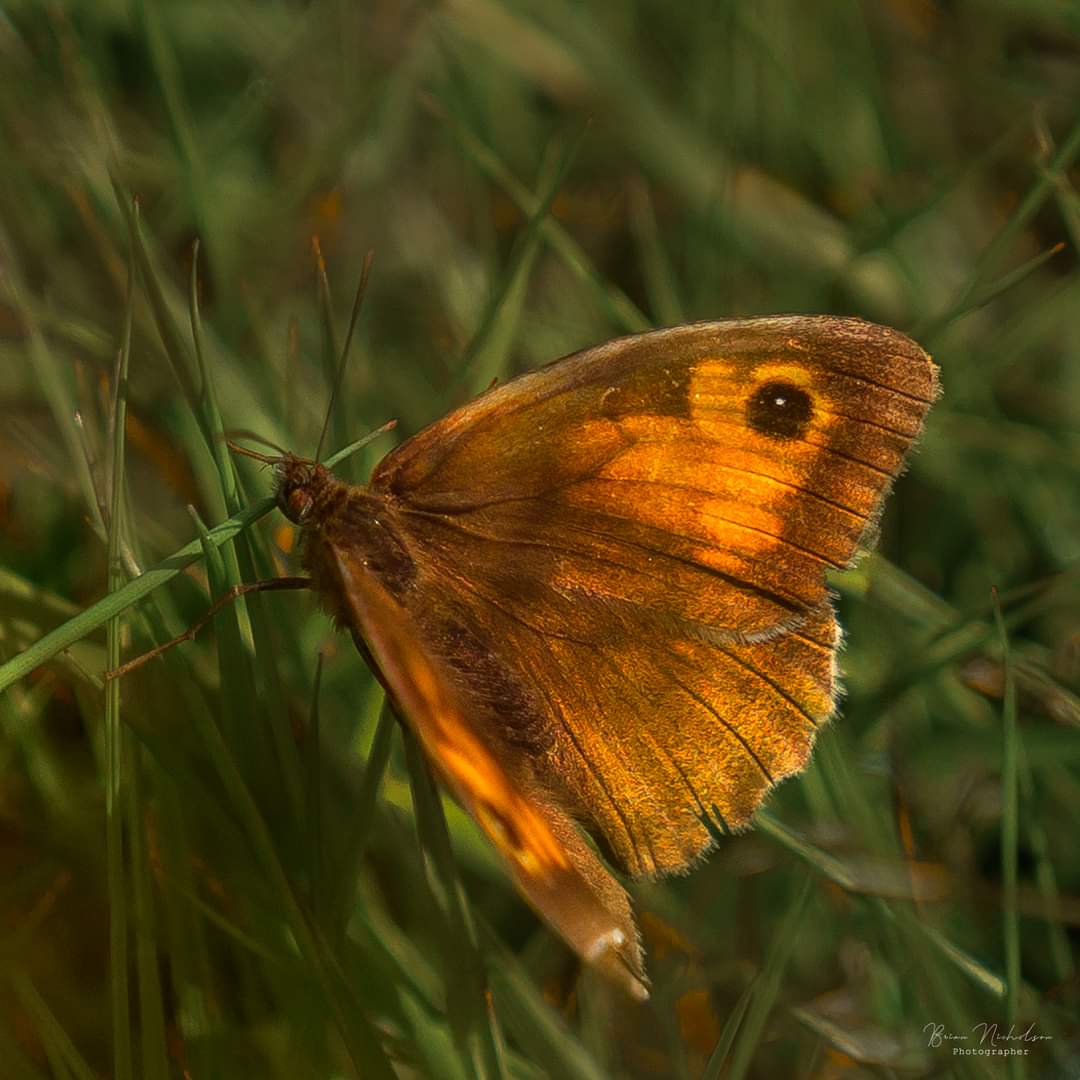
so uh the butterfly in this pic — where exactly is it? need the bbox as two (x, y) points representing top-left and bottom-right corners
(264, 315), (938, 999)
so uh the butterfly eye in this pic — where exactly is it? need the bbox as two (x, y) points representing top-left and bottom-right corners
(746, 380), (813, 439)
(286, 486), (314, 523)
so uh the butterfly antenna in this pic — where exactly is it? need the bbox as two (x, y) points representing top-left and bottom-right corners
(314, 249), (375, 464)
(227, 439), (279, 466)
(223, 429), (288, 456)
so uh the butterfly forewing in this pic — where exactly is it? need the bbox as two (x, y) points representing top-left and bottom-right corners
(374, 317), (937, 635)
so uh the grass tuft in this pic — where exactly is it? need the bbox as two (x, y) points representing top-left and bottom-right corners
(2, 3), (1079, 1076)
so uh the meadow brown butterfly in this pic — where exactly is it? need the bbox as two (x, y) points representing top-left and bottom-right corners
(263, 315), (938, 999)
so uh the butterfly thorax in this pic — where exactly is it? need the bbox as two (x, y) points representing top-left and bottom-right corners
(273, 457), (418, 628)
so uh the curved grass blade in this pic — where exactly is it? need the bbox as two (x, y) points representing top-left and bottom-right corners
(0, 427), (390, 693)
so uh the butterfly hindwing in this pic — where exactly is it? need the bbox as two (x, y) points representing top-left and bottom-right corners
(328, 548), (649, 997)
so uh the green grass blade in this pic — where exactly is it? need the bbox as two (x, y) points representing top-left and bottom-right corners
(628, 177), (685, 326)
(173, 643), (397, 1077)
(135, 0), (218, 286)
(484, 927), (609, 1080)
(701, 975), (757, 1080)
(328, 702), (394, 939)
(10, 974), (96, 1080)
(0, 420), (389, 693)
(105, 243), (135, 1080)
(0, 497), (276, 693)
(927, 116), (1080, 340)
(400, 990), (472, 1080)
(403, 728), (506, 1079)
(9, 456), (368, 696)
(127, 754), (169, 1080)
(1, 246), (105, 539)
(427, 96), (649, 335)
(725, 876), (813, 1080)
(306, 654), (325, 927)
(993, 587), (1025, 1080)
(1017, 744), (1075, 991)
(0, 1018), (50, 1080)
(458, 126), (587, 396)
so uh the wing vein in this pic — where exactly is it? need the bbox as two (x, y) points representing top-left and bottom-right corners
(814, 362), (936, 405)
(711, 643), (823, 730)
(658, 663), (776, 784)
(440, 571), (653, 871)
(403, 505), (808, 614)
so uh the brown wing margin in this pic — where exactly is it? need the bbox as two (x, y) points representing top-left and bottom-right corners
(330, 548), (650, 1000)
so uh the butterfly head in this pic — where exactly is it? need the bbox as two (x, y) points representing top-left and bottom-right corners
(271, 455), (340, 527)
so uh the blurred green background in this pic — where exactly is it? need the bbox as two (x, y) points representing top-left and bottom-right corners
(2, 1), (1079, 1077)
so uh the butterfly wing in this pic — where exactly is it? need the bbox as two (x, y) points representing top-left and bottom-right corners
(368, 317), (937, 875)
(330, 551), (649, 998)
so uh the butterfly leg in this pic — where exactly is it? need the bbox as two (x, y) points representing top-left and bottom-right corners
(104, 577), (312, 681)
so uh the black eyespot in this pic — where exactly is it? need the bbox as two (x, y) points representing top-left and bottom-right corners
(746, 381), (813, 440)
